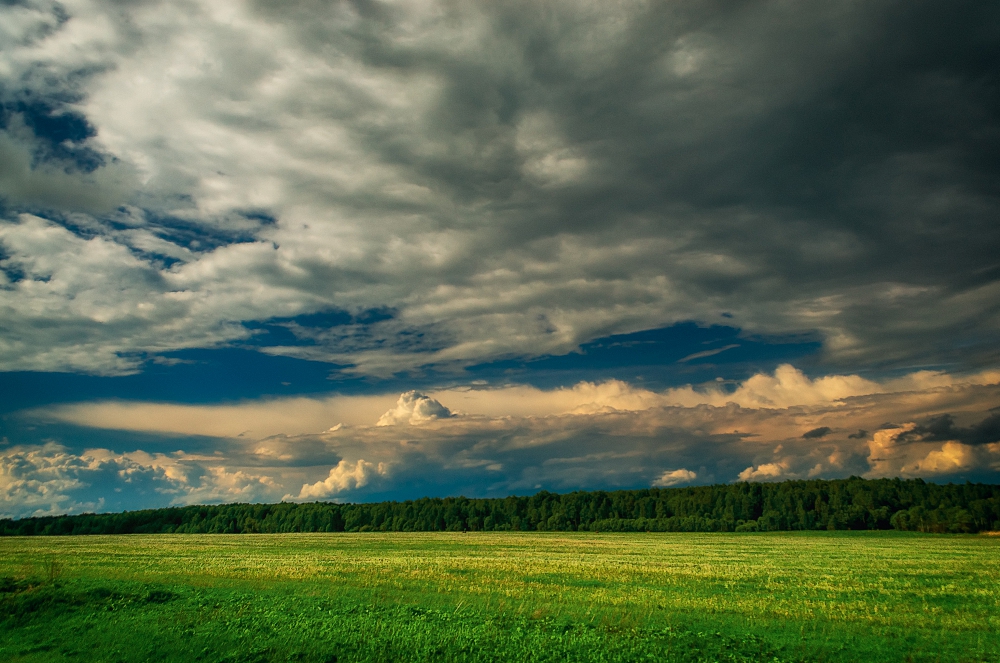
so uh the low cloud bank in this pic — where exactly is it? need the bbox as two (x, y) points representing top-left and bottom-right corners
(6, 365), (1000, 518)
(0, 443), (279, 519)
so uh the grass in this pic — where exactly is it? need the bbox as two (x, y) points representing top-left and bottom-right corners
(0, 531), (997, 662)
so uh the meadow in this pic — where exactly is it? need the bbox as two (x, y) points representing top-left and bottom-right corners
(0, 531), (997, 662)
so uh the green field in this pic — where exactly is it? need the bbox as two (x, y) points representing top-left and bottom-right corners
(0, 532), (997, 662)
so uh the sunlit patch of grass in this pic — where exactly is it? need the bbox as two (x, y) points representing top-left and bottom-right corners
(0, 531), (997, 662)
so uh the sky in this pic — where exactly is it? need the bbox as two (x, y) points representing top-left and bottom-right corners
(1, 0), (999, 519)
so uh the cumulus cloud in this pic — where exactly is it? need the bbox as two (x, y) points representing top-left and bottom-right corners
(737, 462), (789, 482)
(895, 413), (1000, 447)
(294, 459), (388, 501)
(865, 416), (1000, 480)
(0, 442), (281, 519)
(376, 391), (453, 426)
(653, 469), (697, 487)
(0, 0), (997, 376)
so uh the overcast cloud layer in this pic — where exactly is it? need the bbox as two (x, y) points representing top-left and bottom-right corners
(1, 0), (999, 516)
(1, 0), (998, 375)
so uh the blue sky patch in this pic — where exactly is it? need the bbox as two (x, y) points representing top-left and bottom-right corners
(465, 323), (822, 390)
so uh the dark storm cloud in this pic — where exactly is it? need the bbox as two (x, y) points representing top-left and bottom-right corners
(802, 427), (831, 439)
(897, 412), (1000, 447)
(233, 0), (1000, 371)
(0, 0), (998, 376)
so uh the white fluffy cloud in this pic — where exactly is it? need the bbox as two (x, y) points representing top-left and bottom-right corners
(653, 469), (697, 487)
(737, 462), (788, 482)
(376, 392), (453, 427)
(0, 442), (280, 519)
(294, 459), (388, 501)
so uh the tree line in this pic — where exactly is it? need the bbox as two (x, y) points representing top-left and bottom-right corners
(2, 477), (998, 536)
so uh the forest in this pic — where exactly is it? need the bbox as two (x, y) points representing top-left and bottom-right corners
(2, 477), (998, 536)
